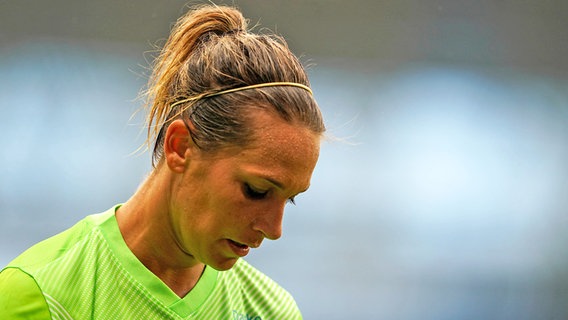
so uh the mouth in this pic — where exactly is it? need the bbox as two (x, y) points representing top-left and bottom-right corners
(227, 239), (251, 257)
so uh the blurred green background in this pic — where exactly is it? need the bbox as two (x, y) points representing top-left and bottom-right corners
(2, 1), (568, 319)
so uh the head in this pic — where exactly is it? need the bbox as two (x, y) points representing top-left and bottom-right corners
(144, 5), (325, 270)
(145, 5), (325, 164)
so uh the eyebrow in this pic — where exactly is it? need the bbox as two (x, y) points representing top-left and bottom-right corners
(263, 176), (284, 190)
(261, 176), (310, 195)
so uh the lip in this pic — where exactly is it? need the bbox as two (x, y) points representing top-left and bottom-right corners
(227, 239), (251, 257)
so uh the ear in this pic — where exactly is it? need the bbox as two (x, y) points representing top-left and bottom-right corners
(164, 119), (194, 173)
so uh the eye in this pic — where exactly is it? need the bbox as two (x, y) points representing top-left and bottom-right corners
(243, 183), (269, 200)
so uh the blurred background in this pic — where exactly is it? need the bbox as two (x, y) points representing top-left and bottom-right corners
(1, 0), (568, 319)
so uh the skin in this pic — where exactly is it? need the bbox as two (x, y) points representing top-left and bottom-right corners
(116, 109), (320, 298)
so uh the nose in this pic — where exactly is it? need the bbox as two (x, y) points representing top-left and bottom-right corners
(253, 204), (285, 240)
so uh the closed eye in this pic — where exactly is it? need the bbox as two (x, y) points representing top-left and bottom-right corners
(243, 183), (268, 200)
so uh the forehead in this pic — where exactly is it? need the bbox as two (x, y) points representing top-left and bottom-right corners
(230, 110), (321, 189)
(249, 109), (319, 156)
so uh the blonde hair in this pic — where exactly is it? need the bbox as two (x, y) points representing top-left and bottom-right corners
(144, 5), (325, 166)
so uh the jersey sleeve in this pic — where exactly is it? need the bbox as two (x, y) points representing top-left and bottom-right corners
(0, 267), (52, 319)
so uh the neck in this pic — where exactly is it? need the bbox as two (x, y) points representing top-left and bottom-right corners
(116, 165), (205, 298)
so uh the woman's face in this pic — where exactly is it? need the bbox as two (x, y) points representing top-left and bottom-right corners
(169, 110), (321, 271)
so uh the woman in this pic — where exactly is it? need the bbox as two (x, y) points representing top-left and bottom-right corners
(0, 4), (324, 319)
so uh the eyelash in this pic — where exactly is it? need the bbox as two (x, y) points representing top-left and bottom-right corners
(243, 183), (297, 205)
(243, 183), (268, 200)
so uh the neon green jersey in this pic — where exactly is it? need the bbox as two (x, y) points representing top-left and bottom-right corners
(0, 206), (302, 319)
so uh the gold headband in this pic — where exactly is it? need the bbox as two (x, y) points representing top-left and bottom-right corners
(170, 82), (313, 109)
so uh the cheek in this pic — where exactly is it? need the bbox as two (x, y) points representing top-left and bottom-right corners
(192, 173), (262, 228)
(219, 198), (250, 224)
(217, 195), (272, 229)
(202, 185), (250, 227)
(238, 200), (282, 225)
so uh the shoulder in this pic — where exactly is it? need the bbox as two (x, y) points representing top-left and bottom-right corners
(222, 259), (302, 319)
(8, 209), (115, 273)
(0, 207), (119, 319)
(0, 267), (51, 319)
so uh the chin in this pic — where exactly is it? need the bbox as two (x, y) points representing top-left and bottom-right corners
(209, 257), (239, 271)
